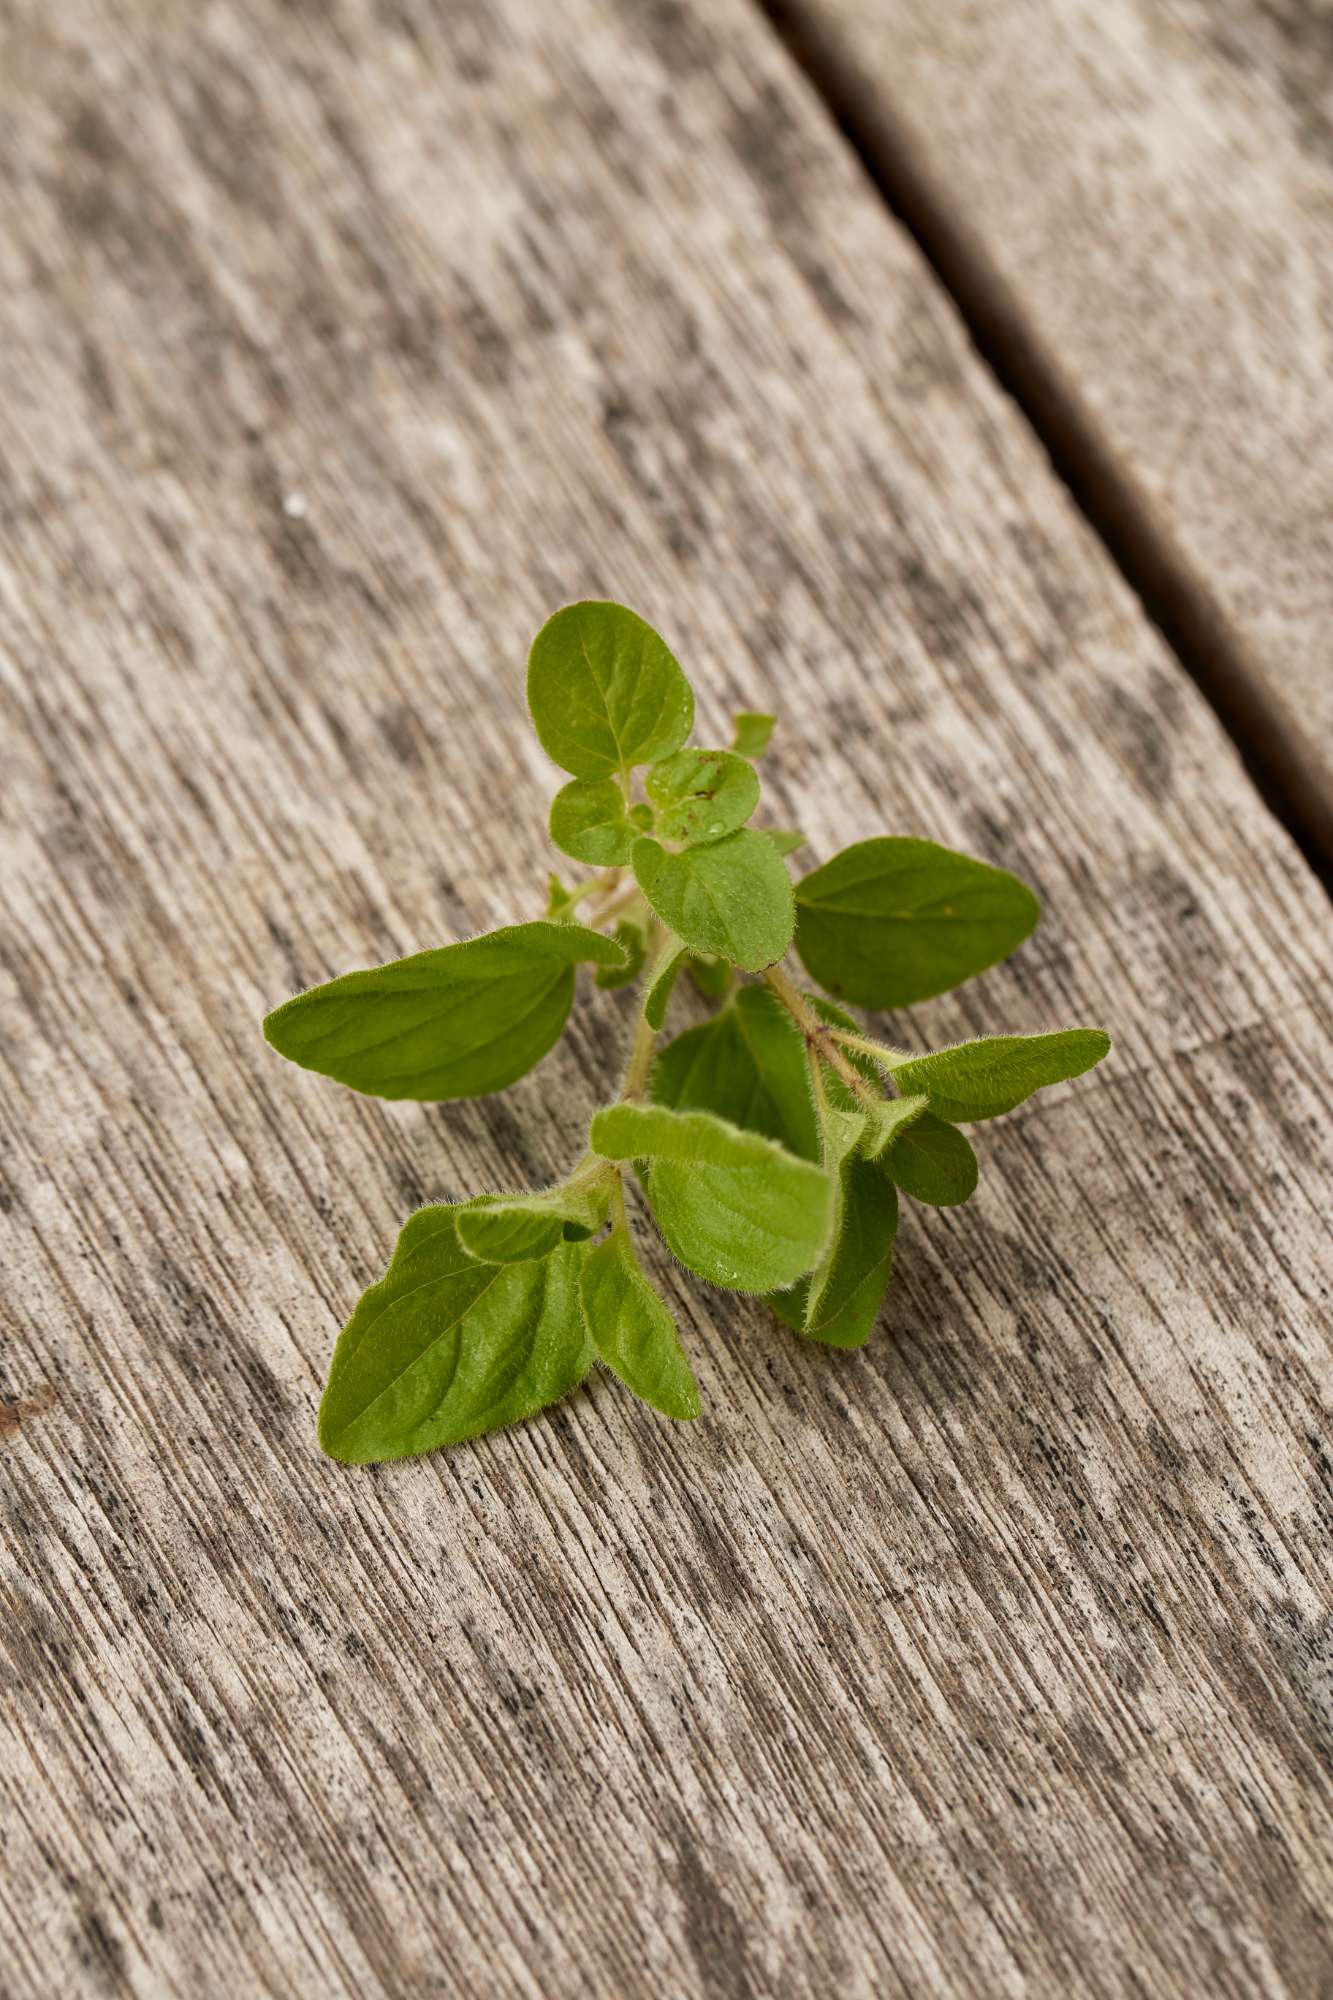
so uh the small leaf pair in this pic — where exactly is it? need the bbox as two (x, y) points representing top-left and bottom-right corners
(535, 603), (794, 971)
(262, 598), (1111, 1464)
(320, 1097), (830, 1460)
(319, 1208), (593, 1464)
(319, 1197), (696, 1463)
(551, 749), (758, 865)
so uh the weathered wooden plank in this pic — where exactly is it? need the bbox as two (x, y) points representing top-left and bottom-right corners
(0, 2), (1330, 1997)
(775, 0), (1333, 866)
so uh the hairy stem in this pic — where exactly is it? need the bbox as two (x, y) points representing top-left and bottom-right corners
(804, 1035), (835, 1155)
(587, 882), (646, 930)
(618, 918), (669, 1100)
(763, 964), (882, 1110)
(620, 1009), (658, 1100)
(607, 1168), (631, 1236)
(568, 865), (617, 904)
(826, 1027), (911, 1072)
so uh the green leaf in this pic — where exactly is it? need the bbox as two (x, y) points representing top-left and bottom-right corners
(644, 748), (759, 847)
(632, 830), (795, 971)
(794, 837), (1040, 1007)
(549, 777), (637, 866)
(687, 954), (731, 1000)
(860, 1092), (930, 1160)
(546, 872), (579, 920)
(894, 1029), (1111, 1122)
(765, 828), (806, 858)
(526, 601), (693, 778)
(459, 1204), (563, 1264)
(878, 1110), (978, 1207)
(263, 921), (626, 1101)
(767, 1020), (899, 1349)
(579, 1228), (699, 1420)
(456, 1186), (608, 1265)
(770, 1097), (872, 1347)
(652, 987), (817, 1160)
(596, 920), (646, 990)
(771, 1163), (898, 1349)
(318, 1209), (593, 1463)
(589, 1103), (832, 1292)
(643, 938), (688, 1031)
(731, 712), (775, 758)
(819, 1103), (867, 1168)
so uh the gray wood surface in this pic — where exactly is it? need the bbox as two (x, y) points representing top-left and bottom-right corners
(2, 2), (1331, 1995)
(778, 0), (1333, 866)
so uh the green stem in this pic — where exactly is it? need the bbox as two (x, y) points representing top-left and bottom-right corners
(607, 1169), (631, 1237)
(600, 923), (670, 1217)
(580, 871), (629, 922)
(804, 1036), (837, 1162)
(618, 917), (669, 1101)
(826, 1027), (911, 1073)
(621, 1008), (658, 1100)
(763, 964), (882, 1111)
(594, 892), (657, 946)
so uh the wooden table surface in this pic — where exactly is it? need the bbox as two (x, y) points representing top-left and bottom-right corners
(2, 3), (1330, 1996)
(775, 0), (1333, 868)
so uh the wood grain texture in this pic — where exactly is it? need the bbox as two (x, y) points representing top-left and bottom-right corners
(776, 0), (1333, 866)
(1, 2), (1331, 1996)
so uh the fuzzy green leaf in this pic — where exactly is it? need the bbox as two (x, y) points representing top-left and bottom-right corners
(596, 920), (646, 990)
(768, 1017), (899, 1348)
(459, 1205), (564, 1264)
(580, 1229), (699, 1420)
(771, 1163), (898, 1349)
(765, 828), (806, 858)
(456, 1187), (608, 1265)
(318, 1210), (593, 1463)
(549, 777), (637, 866)
(527, 601), (693, 779)
(652, 987), (817, 1159)
(731, 712), (775, 758)
(645, 748), (759, 847)
(263, 921), (626, 1101)
(878, 1111), (978, 1207)
(794, 837), (1040, 1007)
(895, 1028), (1111, 1122)
(589, 1103), (832, 1293)
(770, 1102), (870, 1347)
(546, 873), (579, 920)
(632, 829), (795, 971)
(820, 1103), (868, 1168)
(687, 954), (731, 1000)
(643, 938), (688, 1031)
(860, 1092), (930, 1160)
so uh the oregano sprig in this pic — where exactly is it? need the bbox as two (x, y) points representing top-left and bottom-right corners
(262, 600), (1111, 1462)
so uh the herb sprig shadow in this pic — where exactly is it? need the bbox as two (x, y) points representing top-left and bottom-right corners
(262, 601), (1110, 1462)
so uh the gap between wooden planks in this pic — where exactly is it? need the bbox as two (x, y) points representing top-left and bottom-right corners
(768, 0), (1333, 873)
(0, 0), (1331, 1995)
